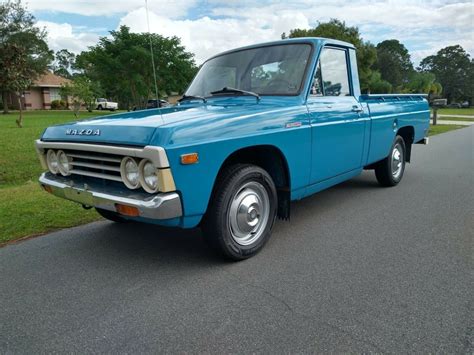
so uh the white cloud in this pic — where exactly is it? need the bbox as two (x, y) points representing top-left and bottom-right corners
(27, 0), (197, 18)
(118, 1), (473, 65)
(410, 37), (474, 64)
(33, 1), (473, 65)
(120, 7), (311, 63)
(36, 21), (100, 53)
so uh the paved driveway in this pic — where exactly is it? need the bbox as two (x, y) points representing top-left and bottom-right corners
(1, 127), (472, 353)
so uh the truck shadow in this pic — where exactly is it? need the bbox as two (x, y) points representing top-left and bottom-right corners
(289, 172), (378, 215)
(87, 172), (379, 266)
(95, 221), (218, 265)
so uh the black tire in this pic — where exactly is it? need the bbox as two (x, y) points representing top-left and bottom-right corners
(374, 135), (406, 187)
(202, 164), (278, 261)
(97, 105), (103, 110)
(95, 208), (129, 223)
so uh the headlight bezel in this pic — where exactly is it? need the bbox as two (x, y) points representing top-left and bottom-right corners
(139, 159), (159, 193)
(56, 150), (71, 176)
(46, 149), (59, 174)
(120, 156), (140, 189)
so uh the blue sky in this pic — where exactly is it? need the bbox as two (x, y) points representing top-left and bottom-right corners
(28, 0), (473, 65)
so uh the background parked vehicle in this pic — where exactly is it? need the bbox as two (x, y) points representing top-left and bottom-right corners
(95, 98), (118, 111)
(447, 102), (462, 108)
(146, 99), (170, 109)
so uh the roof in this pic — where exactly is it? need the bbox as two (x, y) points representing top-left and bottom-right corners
(32, 72), (71, 88)
(206, 37), (356, 62)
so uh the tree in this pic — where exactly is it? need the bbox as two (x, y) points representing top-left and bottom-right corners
(60, 75), (102, 117)
(375, 40), (414, 89)
(75, 26), (197, 109)
(404, 72), (442, 97)
(366, 71), (393, 94)
(0, 0), (53, 125)
(419, 45), (472, 103)
(52, 49), (75, 79)
(283, 19), (380, 93)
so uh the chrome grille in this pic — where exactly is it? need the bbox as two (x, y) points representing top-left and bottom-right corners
(36, 140), (173, 193)
(65, 150), (123, 182)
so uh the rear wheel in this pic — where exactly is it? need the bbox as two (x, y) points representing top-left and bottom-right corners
(202, 164), (277, 260)
(375, 135), (406, 187)
(95, 208), (129, 223)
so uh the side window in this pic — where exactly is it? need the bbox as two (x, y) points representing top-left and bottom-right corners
(310, 61), (323, 96)
(311, 47), (351, 97)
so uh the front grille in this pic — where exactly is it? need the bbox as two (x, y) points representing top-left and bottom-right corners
(36, 140), (172, 193)
(65, 150), (123, 182)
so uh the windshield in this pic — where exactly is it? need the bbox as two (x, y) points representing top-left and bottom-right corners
(185, 43), (312, 98)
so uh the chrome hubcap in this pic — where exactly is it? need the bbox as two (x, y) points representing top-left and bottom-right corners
(228, 182), (270, 246)
(391, 143), (403, 179)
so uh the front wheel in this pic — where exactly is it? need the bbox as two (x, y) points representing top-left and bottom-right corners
(374, 135), (406, 187)
(202, 164), (278, 260)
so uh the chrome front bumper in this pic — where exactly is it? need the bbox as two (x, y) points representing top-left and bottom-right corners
(39, 173), (182, 220)
(415, 137), (429, 145)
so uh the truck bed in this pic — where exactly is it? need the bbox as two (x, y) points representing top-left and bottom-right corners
(361, 94), (430, 165)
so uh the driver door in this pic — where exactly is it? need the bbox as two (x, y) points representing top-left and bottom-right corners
(307, 46), (367, 184)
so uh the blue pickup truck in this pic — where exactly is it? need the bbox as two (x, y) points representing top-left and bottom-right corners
(36, 37), (430, 260)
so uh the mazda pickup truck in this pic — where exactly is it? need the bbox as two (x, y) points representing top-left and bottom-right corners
(36, 38), (430, 260)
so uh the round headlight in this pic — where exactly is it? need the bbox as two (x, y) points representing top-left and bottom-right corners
(56, 150), (71, 176)
(46, 150), (59, 174)
(139, 159), (159, 193)
(120, 157), (140, 189)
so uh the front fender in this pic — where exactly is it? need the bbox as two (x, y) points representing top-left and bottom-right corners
(165, 127), (311, 228)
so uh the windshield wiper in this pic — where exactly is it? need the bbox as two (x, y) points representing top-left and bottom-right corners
(178, 94), (207, 103)
(210, 87), (260, 101)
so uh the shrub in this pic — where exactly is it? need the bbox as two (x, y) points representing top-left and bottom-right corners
(51, 100), (67, 110)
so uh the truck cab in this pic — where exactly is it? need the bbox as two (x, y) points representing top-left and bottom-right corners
(36, 38), (430, 260)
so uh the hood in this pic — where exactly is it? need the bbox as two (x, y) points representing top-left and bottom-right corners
(41, 97), (301, 146)
(41, 109), (166, 146)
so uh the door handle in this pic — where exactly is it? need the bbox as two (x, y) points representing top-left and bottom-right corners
(351, 105), (363, 113)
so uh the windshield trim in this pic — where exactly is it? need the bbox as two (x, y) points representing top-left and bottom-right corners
(185, 41), (315, 98)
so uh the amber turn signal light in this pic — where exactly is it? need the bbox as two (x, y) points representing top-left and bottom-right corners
(180, 153), (199, 165)
(115, 204), (140, 217)
(42, 184), (53, 194)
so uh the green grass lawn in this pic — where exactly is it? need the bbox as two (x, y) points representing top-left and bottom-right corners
(0, 182), (100, 244)
(436, 116), (474, 122)
(0, 110), (120, 244)
(437, 108), (474, 116)
(434, 108), (474, 122)
(428, 124), (467, 136)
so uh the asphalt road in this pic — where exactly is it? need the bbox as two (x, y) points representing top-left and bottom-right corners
(1, 127), (473, 353)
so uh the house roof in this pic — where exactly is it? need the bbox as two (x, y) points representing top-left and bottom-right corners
(33, 71), (71, 88)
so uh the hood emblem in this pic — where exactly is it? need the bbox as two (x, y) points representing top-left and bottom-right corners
(66, 129), (101, 136)
(285, 122), (302, 128)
